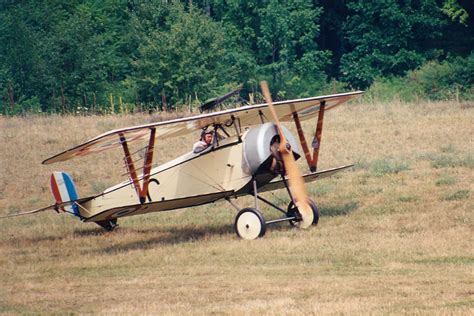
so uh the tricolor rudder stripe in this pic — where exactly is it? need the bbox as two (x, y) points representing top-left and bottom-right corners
(50, 172), (80, 216)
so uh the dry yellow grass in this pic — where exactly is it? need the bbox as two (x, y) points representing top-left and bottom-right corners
(0, 101), (473, 314)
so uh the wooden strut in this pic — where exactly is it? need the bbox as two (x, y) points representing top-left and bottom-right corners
(120, 128), (156, 204)
(230, 115), (242, 142)
(312, 100), (326, 172)
(292, 100), (326, 172)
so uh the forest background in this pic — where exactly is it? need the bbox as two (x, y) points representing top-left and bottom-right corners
(0, 0), (473, 115)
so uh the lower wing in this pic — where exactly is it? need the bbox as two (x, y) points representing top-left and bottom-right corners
(258, 164), (354, 193)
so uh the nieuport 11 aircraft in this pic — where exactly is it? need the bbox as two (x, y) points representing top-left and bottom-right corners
(1, 83), (363, 239)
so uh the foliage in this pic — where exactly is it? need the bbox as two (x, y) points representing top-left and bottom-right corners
(407, 53), (474, 100)
(0, 0), (473, 114)
(340, 0), (447, 89)
(365, 53), (474, 102)
(133, 3), (235, 108)
(442, 0), (469, 25)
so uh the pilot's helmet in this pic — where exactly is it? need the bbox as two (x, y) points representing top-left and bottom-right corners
(200, 129), (213, 140)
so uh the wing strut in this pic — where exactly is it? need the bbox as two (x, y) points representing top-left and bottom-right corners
(292, 100), (326, 172)
(120, 128), (156, 204)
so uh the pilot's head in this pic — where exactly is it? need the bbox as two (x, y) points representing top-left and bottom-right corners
(201, 130), (213, 145)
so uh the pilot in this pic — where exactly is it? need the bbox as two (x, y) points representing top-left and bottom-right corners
(193, 130), (214, 153)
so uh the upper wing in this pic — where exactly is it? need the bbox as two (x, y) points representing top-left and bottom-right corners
(43, 91), (363, 164)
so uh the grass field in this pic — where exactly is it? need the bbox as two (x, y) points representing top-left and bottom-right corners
(0, 100), (473, 314)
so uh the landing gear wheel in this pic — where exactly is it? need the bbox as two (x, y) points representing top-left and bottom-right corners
(287, 199), (319, 228)
(234, 208), (266, 240)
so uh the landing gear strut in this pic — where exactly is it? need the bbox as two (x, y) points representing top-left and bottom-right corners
(227, 178), (318, 240)
(96, 219), (118, 232)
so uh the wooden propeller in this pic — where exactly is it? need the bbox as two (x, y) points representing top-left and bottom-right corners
(260, 81), (313, 228)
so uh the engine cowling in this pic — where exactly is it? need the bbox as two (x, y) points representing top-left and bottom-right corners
(242, 122), (300, 176)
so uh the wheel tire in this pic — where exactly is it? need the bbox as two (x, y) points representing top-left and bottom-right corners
(308, 199), (319, 226)
(287, 199), (319, 226)
(234, 208), (266, 240)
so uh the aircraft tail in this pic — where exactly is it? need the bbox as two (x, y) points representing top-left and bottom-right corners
(50, 172), (81, 217)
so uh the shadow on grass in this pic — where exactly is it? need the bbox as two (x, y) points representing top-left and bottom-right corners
(80, 202), (358, 254)
(116, 225), (232, 252)
(87, 223), (298, 254)
(72, 227), (120, 237)
(7, 201), (358, 253)
(0, 234), (64, 247)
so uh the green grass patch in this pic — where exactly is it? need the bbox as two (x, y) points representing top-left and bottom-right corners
(443, 299), (474, 309)
(370, 159), (410, 177)
(398, 226), (421, 235)
(431, 154), (461, 169)
(460, 154), (474, 168)
(398, 195), (418, 202)
(365, 186), (384, 194)
(354, 158), (410, 176)
(308, 181), (334, 196)
(320, 202), (358, 217)
(418, 152), (474, 169)
(443, 190), (470, 201)
(435, 174), (457, 186)
(413, 256), (474, 265)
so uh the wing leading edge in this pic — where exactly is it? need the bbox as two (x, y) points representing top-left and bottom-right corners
(43, 91), (363, 165)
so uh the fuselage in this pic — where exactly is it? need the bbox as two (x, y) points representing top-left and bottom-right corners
(80, 135), (253, 222)
(79, 123), (300, 223)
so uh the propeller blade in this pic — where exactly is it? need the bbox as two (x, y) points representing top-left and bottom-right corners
(260, 81), (313, 228)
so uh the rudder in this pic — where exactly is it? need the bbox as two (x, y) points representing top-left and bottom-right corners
(50, 172), (80, 216)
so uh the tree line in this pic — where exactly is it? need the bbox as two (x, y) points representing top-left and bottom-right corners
(0, 0), (472, 115)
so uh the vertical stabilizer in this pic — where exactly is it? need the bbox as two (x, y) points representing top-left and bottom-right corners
(50, 172), (80, 216)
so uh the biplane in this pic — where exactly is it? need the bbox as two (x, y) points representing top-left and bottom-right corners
(1, 83), (363, 240)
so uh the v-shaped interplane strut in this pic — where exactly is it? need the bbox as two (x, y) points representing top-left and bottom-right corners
(120, 128), (156, 204)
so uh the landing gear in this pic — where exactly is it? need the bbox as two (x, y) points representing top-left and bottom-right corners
(228, 176), (320, 239)
(96, 219), (118, 232)
(234, 208), (266, 240)
(287, 199), (319, 227)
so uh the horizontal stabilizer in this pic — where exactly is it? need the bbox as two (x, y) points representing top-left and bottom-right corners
(0, 204), (57, 218)
(0, 196), (95, 219)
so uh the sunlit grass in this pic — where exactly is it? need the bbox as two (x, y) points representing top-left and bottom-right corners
(0, 100), (473, 314)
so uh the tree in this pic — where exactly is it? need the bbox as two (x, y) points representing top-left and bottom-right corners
(133, 3), (239, 108)
(340, 0), (447, 88)
(194, 0), (331, 99)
